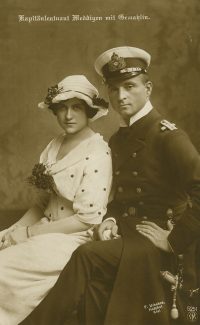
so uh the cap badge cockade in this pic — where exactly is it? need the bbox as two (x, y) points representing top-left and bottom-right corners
(108, 52), (126, 72)
(44, 85), (63, 105)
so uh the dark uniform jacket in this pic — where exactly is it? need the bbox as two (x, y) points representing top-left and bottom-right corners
(104, 108), (200, 325)
(108, 108), (200, 253)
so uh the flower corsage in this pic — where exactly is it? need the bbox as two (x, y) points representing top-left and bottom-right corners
(27, 163), (55, 193)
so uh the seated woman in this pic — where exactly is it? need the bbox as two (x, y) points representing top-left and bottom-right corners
(0, 75), (112, 325)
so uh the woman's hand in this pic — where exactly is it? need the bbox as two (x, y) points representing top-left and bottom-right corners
(0, 227), (28, 250)
(136, 220), (174, 252)
(94, 219), (119, 241)
(0, 225), (19, 250)
(0, 234), (12, 250)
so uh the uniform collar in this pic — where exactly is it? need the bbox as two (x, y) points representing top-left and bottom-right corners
(112, 109), (162, 170)
(119, 100), (153, 127)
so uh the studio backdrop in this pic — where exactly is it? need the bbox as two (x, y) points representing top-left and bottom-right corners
(0, 0), (199, 219)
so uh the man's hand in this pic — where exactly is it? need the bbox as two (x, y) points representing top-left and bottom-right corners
(94, 219), (119, 241)
(136, 220), (174, 252)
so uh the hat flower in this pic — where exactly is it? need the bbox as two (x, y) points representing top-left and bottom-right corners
(92, 95), (109, 108)
(44, 85), (64, 106)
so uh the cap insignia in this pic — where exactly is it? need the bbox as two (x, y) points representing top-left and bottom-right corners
(108, 52), (126, 72)
(120, 67), (144, 74)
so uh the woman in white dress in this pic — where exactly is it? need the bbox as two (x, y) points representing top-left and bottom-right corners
(0, 75), (112, 325)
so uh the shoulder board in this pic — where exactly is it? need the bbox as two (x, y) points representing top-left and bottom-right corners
(160, 119), (177, 131)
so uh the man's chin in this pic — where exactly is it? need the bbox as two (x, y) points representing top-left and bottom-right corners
(119, 111), (134, 120)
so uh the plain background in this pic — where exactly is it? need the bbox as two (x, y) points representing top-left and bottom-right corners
(0, 0), (200, 220)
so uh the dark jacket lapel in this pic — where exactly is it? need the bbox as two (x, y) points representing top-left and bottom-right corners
(110, 109), (161, 170)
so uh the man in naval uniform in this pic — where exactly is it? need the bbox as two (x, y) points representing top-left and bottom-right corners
(20, 47), (200, 325)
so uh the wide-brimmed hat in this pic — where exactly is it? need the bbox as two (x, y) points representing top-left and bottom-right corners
(94, 46), (151, 83)
(38, 75), (109, 121)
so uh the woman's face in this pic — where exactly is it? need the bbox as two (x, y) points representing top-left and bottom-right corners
(55, 98), (89, 135)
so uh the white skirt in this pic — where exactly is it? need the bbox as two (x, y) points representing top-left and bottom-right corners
(0, 231), (91, 325)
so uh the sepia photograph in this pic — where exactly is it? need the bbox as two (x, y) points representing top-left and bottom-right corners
(0, 0), (199, 324)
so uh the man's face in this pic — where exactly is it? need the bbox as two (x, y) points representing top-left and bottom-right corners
(107, 75), (152, 123)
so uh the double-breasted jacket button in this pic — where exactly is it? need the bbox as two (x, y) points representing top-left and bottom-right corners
(131, 152), (137, 158)
(115, 170), (120, 176)
(128, 206), (136, 216)
(142, 216), (148, 220)
(166, 208), (173, 218)
(122, 212), (128, 218)
(132, 171), (138, 176)
(136, 187), (142, 194)
(139, 201), (144, 206)
(166, 208), (175, 223)
(117, 186), (123, 193)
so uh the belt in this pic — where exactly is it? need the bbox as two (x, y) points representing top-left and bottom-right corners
(118, 202), (187, 223)
(119, 215), (169, 230)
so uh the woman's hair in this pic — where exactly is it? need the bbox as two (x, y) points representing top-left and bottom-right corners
(48, 100), (97, 118)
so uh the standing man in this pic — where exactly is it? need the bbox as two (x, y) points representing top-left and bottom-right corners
(20, 47), (200, 325)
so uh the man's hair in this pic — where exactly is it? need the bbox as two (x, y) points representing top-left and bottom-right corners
(140, 72), (150, 84)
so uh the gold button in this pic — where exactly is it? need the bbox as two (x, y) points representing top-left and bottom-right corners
(142, 216), (148, 220)
(166, 208), (173, 218)
(132, 171), (138, 176)
(118, 186), (123, 193)
(115, 170), (120, 176)
(132, 152), (137, 158)
(128, 206), (136, 216)
(136, 187), (142, 194)
(122, 212), (128, 218)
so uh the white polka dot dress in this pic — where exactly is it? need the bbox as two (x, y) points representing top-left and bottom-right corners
(0, 133), (112, 325)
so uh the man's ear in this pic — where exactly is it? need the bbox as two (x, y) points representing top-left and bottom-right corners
(145, 81), (153, 97)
